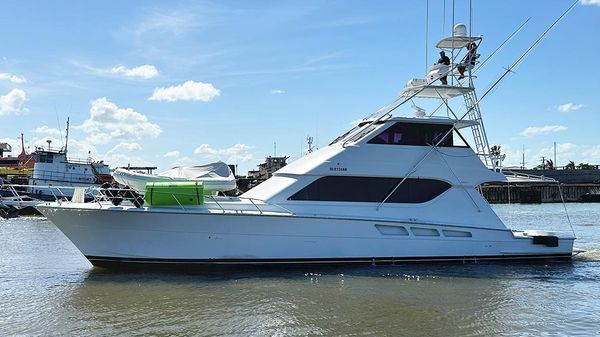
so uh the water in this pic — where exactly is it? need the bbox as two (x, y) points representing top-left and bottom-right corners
(1, 204), (599, 336)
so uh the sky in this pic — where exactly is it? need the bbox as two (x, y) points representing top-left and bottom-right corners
(0, 0), (599, 173)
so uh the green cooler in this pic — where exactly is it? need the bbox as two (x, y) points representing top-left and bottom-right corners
(144, 181), (204, 206)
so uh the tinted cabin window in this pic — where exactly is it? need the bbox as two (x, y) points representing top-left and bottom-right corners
(288, 176), (451, 203)
(368, 122), (454, 147)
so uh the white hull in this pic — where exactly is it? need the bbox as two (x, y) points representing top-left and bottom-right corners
(37, 203), (574, 267)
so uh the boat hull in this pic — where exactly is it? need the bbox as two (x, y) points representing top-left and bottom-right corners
(37, 204), (575, 269)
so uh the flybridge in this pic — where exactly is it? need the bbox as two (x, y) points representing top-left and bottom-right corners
(331, 22), (494, 168)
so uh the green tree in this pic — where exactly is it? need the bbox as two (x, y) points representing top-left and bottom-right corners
(577, 163), (596, 170)
(535, 158), (555, 170)
(565, 161), (576, 170)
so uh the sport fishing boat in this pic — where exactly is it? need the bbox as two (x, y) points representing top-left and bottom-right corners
(36, 24), (575, 269)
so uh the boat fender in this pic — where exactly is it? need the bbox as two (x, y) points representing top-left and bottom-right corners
(532, 235), (559, 248)
(100, 182), (123, 206)
(0, 206), (19, 219)
(118, 186), (144, 208)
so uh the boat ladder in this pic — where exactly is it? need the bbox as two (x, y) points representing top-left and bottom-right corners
(463, 89), (492, 168)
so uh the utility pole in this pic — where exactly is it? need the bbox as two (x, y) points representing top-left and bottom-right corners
(541, 156), (546, 170)
(554, 141), (557, 168)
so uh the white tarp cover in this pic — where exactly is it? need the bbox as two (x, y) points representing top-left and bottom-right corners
(158, 161), (233, 179)
(113, 161), (236, 192)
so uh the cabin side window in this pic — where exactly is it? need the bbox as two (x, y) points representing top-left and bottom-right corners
(367, 122), (467, 147)
(288, 176), (451, 203)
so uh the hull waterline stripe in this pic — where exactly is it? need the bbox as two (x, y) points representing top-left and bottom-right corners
(85, 253), (573, 267)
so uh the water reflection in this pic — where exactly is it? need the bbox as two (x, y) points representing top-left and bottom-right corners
(58, 260), (596, 336)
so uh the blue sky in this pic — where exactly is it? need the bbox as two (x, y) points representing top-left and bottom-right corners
(0, 0), (598, 173)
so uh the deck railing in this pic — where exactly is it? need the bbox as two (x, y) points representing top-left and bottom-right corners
(0, 183), (294, 216)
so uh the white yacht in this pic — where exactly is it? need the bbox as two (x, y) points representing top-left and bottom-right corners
(36, 26), (575, 268)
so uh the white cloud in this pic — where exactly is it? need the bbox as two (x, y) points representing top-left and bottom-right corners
(169, 156), (197, 167)
(131, 10), (199, 40)
(35, 125), (62, 136)
(520, 125), (567, 137)
(581, 0), (600, 6)
(194, 143), (254, 162)
(557, 102), (584, 112)
(164, 150), (180, 158)
(107, 142), (142, 154)
(102, 153), (155, 168)
(0, 89), (27, 116)
(149, 80), (220, 102)
(270, 89), (285, 95)
(81, 97), (162, 144)
(0, 72), (26, 84)
(67, 138), (97, 158)
(110, 65), (159, 79)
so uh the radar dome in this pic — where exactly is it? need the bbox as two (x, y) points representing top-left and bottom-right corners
(453, 24), (467, 37)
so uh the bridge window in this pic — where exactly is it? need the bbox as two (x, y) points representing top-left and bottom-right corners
(368, 122), (468, 147)
(288, 176), (451, 203)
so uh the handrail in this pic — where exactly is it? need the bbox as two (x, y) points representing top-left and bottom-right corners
(205, 195), (226, 214)
(0, 183), (295, 215)
(247, 198), (263, 215)
(502, 170), (558, 183)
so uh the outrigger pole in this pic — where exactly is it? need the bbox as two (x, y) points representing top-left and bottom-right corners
(377, 0), (581, 210)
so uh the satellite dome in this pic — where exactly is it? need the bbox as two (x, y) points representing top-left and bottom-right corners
(453, 23), (467, 37)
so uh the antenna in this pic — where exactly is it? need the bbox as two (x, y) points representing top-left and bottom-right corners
(64, 117), (70, 154)
(442, 0), (446, 37)
(451, 0), (455, 86)
(469, 0), (473, 37)
(55, 109), (64, 148)
(425, 0), (429, 74)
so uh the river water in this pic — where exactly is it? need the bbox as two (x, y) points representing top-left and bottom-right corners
(1, 203), (599, 336)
